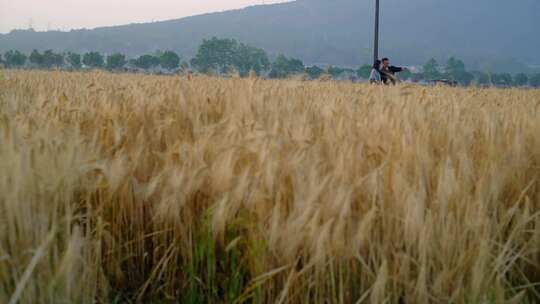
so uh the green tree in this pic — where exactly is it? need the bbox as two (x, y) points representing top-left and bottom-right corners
(422, 58), (441, 80)
(356, 64), (372, 79)
(42, 50), (64, 68)
(327, 66), (346, 78)
(106, 53), (127, 71)
(159, 51), (180, 71)
(513, 73), (528, 87)
(190, 37), (238, 74)
(444, 57), (473, 85)
(445, 57), (465, 76)
(306, 66), (325, 79)
(83, 52), (104, 68)
(130, 54), (160, 70)
(66, 52), (82, 69)
(269, 54), (305, 79)
(29, 49), (44, 67)
(529, 73), (540, 87)
(233, 44), (270, 76)
(4, 50), (27, 68)
(191, 38), (270, 76)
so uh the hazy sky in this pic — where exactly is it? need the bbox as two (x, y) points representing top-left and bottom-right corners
(0, 0), (291, 33)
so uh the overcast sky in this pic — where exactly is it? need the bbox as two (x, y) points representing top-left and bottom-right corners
(0, 0), (291, 33)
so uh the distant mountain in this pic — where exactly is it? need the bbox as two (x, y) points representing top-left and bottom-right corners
(1, 0), (539, 73)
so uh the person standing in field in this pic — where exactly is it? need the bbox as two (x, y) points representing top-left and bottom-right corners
(380, 57), (407, 85)
(369, 60), (382, 84)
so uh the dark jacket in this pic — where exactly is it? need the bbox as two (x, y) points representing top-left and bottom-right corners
(380, 66), (403, 84)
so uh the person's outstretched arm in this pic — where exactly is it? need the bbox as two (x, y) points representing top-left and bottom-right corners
(389, 66), (404, 73)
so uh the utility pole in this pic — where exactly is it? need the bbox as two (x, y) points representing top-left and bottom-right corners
(373, 0), (380, 64)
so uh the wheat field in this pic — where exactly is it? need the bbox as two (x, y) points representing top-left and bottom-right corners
(1, 70), (539, 303)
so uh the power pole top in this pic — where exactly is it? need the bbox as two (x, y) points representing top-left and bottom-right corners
(373, 0), (380, 64)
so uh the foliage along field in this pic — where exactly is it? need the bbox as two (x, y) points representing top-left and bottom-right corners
(1, 70), (540, 303)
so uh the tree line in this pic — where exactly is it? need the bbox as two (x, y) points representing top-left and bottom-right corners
(0, 49), (182, 73)
(1, 37), (539, 87)
(412, 57), (540, 88)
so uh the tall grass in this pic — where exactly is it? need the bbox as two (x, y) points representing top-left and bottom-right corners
(1, 70), (539, 303)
